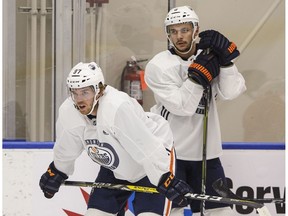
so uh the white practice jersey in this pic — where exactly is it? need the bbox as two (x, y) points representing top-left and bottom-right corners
(145, 49), (246, 161)
(53, 86), (174, 186)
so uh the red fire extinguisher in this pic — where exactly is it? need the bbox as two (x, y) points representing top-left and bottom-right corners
(121, 57), (148, 106)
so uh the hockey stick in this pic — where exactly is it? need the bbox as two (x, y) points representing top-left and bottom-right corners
(62, 180), (272, 216)
(63, 180), (158, 193)
(200, 85), (211, 216)
(212, 178), (285, 204)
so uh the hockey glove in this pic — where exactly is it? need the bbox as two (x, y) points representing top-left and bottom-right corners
(39, 161), (68, 199)
(188, 49), (220, 88)
(198, 30), (240, 66)
(157, 172), (192, 207)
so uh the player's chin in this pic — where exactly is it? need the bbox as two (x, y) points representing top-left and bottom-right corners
(78, 108), (90, 115)
(175, 45), (189, 52)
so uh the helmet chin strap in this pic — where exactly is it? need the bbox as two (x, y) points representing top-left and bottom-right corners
(71, 83), (106, 116)
(168, 28), (198, 55)
(87, 84), (106, 115)
(87, 93), (99, 115)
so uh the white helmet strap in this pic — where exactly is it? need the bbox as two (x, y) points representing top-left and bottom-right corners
(85, 93), (97, 115)
(168, 24), (198, 55)
(86, 82), (106, 115)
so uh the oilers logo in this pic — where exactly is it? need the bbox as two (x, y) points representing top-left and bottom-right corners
(85, 139), (119, 170)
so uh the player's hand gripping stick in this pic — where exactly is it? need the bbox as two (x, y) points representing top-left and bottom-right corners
(188, 49), (220, 88)
(39, 161), (68, 198)
(157, 172), (192, 207)
(198, 30), (240, 66)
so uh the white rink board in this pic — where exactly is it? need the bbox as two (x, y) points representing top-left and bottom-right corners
(3, 149), (285, 216)
(220, 150), (285, 216)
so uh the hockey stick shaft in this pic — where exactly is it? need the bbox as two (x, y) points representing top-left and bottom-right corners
(63, 180), (158, 193)
(200, 86), (210, 216)
(62, 180), (271, 216)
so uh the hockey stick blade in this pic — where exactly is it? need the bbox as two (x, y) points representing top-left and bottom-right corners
(212, 178), (285, 204)
(184, 193), (271, 216)
(63, 180), (271, 216)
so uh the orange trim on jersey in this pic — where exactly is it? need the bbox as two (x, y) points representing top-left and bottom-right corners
(165, 199), (172, 216)
(164, 147), (175, 216)
(169, 147), (175, 173)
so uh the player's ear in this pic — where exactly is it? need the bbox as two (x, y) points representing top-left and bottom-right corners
(194, 26), (200, 37)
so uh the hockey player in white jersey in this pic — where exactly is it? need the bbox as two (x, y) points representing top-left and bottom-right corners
(39, 62), (193, 216)
(145, 6), (246, 216)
